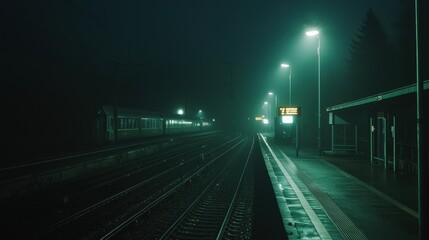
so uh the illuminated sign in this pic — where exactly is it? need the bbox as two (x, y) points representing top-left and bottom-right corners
(282, 116), (294, 124)
(255, 116), (264, 121)
(278, 107), (300, 116)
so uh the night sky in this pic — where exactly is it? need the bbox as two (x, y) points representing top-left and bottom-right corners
(1, 0), (415, 159)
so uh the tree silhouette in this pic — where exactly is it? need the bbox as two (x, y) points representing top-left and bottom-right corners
(346, 9), (393, 99)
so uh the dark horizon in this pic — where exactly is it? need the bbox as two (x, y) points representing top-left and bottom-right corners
(1, 0), (426, 160)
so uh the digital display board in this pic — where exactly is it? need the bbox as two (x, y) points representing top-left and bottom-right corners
(278, 107), (300, 116)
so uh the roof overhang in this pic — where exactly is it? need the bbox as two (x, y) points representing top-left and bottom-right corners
(326, 80), (429, 112)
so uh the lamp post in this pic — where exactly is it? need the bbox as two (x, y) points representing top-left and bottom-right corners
(306, 30), (321, 155)
(268, 92), (278, 109)
(280, 64), (292, 106)
(198, 109), (203, 131)
(415, 3), (428, 238)
(264, 101), (270, 132)
(268, 92), (277, 134)
(264, 101), (270, 118)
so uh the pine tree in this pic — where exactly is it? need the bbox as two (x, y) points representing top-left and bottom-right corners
(346, 9), (392, 99)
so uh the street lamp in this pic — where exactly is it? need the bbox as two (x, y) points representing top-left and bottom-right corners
(306, 29), (321, 154)
(197, 109), (203, 120)
(280, 64), (292, 106)
(197, 109), (204, 131)
(268, 92), (277, 107)
(268, 92), (278, 133)
(264, 101), (269, 118)
(263, 102), (270, 132)
(177, 108), (184, 115)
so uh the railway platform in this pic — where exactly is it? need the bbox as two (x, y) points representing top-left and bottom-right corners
(258, 133), (418, 240)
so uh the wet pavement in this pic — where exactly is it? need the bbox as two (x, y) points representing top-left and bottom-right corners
(258, 133), (419, 240)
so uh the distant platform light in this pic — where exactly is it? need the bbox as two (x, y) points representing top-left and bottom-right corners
(282, 116), (294, 124)
(263, 119), (269, 124)
(177, 109), (184, 115)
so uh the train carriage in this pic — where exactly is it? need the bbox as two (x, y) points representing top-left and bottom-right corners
(95, 106), (163, 144)
(94, 106), (213, 144)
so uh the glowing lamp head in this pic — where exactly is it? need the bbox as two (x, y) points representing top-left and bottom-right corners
(306, 30), (320, 37)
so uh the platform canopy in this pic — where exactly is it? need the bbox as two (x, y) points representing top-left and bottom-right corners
(326, 80), (429, 112)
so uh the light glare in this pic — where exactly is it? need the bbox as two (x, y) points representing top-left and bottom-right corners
(306, 30), (319, 36)
(282, 116), (294, 124)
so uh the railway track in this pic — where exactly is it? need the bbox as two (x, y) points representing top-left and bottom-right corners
(161, 138), (254, 240)
(1, 133), (239, 239)
(2, 133), (230, 239)
(108, 136), (255, 240)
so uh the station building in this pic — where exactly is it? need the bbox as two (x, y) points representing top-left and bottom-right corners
(326, 80), (429, 173)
